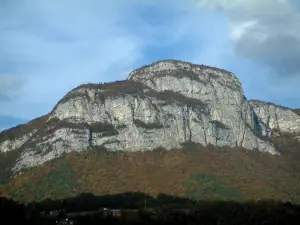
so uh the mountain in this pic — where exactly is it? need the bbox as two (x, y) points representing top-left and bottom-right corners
(1, 60), (300, 203)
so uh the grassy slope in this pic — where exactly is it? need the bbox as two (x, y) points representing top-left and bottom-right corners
(2, 134), (300, 204)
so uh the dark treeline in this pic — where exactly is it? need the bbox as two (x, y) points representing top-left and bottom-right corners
(1, 192), (300, 225)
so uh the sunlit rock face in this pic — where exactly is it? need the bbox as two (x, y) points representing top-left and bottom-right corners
(248, 100), (300, 136)
(4, 59), (300, 173)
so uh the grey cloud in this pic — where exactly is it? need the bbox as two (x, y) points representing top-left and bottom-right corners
(236, 34), (300, 76)
(198, 0), (300, 78)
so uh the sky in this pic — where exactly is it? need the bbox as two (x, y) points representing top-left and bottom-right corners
(1, 0), (300, 131)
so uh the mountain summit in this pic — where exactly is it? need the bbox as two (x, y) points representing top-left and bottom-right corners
(1, 60), (300, 174)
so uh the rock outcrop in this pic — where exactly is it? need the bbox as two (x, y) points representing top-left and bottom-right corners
(248, 100), (300, 137)
(1, 60), (299, 173)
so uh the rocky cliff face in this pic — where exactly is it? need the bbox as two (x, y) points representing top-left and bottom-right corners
(248, 100), (300, 138)
(1, 60), (299, 174)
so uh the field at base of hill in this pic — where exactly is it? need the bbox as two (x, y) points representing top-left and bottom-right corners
(1, 134), (300, 204)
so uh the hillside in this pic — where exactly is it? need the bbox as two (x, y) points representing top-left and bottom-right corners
(1, 60), (300, 204)
(3, 60), (300, 174)
(1, 133), (300, 204)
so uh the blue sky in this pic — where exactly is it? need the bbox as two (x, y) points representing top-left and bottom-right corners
(1, 0), (300, 131)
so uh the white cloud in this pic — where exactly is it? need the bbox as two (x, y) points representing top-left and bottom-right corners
(229, 20), (258, 41)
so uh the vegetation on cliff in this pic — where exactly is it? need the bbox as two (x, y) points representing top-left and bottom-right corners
(1, 133), (300, 204)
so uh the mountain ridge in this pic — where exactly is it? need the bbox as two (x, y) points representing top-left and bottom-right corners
(1, 59), (300, 204)
(1, 59), (300, 176)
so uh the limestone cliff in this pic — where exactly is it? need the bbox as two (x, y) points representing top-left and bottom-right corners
(248, 100), (300, 138)
(1, 60), (299, 174)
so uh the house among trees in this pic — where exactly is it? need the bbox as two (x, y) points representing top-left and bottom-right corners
(111, 209), (121, 217)
(99, 208), (121, 217)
